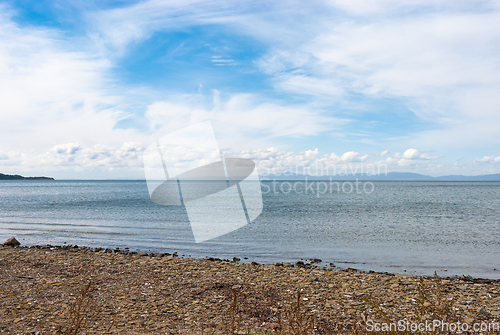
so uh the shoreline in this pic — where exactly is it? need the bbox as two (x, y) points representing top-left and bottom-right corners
(6, 243), (500, 283)
(1, 244), (500, 334)
(5, 241), (500, 282)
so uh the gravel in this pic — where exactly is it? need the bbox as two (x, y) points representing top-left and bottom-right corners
(1, 245), (499, 334)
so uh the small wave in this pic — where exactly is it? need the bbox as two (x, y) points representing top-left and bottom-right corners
(8, 228), (133, 235)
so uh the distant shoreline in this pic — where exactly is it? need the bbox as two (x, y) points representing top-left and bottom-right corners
(0, 173), (54, 180)
(2, 178), (500, 182)
(2, 171), (500, 181)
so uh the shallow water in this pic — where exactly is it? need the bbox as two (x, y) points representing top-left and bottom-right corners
(1, 180), (499, 278)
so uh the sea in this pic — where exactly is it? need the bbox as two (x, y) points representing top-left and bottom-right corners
(1, 180), (499, 279)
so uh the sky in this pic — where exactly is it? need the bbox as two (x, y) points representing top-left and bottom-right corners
(0, 0), (499, 179)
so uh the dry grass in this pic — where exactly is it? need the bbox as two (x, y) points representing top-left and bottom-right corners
(47, 271), (493, 335)
(209, 272), (485, 335)
(54, 280), (94, 335)
(53, 280), (113, 335)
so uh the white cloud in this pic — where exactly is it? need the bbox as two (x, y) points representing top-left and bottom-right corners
(0, 142), (146, 178)
(403, 148), (420, 159)
(0, 6), (147, 156)
(144, 93), (345, 151)
(397, 158), (416, 167)
(0, 7), (150, 178)
(243, 148), (321, 169)
(52, 143), (81, 155)
(419, 153), (440, 160)
(474, 156), (500, 164)
(330, 151), (369, 163)
(0, 15), (112, 125)
(164, 146), (493, 176)
(394, 148), (440, 166)
(227, 147), (375, 175)
(41, 142), (144, 168)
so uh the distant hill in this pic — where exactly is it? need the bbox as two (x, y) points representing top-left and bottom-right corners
(0, 173), (54, 180)
(262, 172), (500, 181)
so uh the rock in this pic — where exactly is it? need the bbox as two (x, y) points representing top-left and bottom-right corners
(478, 308), (489, 315)
(3, 237), (20, 246)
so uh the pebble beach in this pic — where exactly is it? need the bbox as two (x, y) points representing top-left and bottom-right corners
(1, 243), (500, 334)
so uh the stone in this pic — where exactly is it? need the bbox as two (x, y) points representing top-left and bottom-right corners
(295, 261), (305, 267)
(3, 237), (20, 246)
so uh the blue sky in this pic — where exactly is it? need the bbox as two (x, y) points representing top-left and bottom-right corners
(1, 0), (499, 179)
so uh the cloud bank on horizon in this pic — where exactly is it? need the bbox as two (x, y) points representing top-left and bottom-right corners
(0, 0), (499, 179)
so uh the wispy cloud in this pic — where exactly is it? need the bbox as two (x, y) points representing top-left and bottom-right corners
(0, 5), (128, 148)
(144, 92), (346, 151)
(87, 0), (260, 56)
(255, 1), (500, 150)
(211, 55), (236, 66)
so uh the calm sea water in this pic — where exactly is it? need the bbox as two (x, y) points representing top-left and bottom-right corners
(0, 180), (499, 278)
